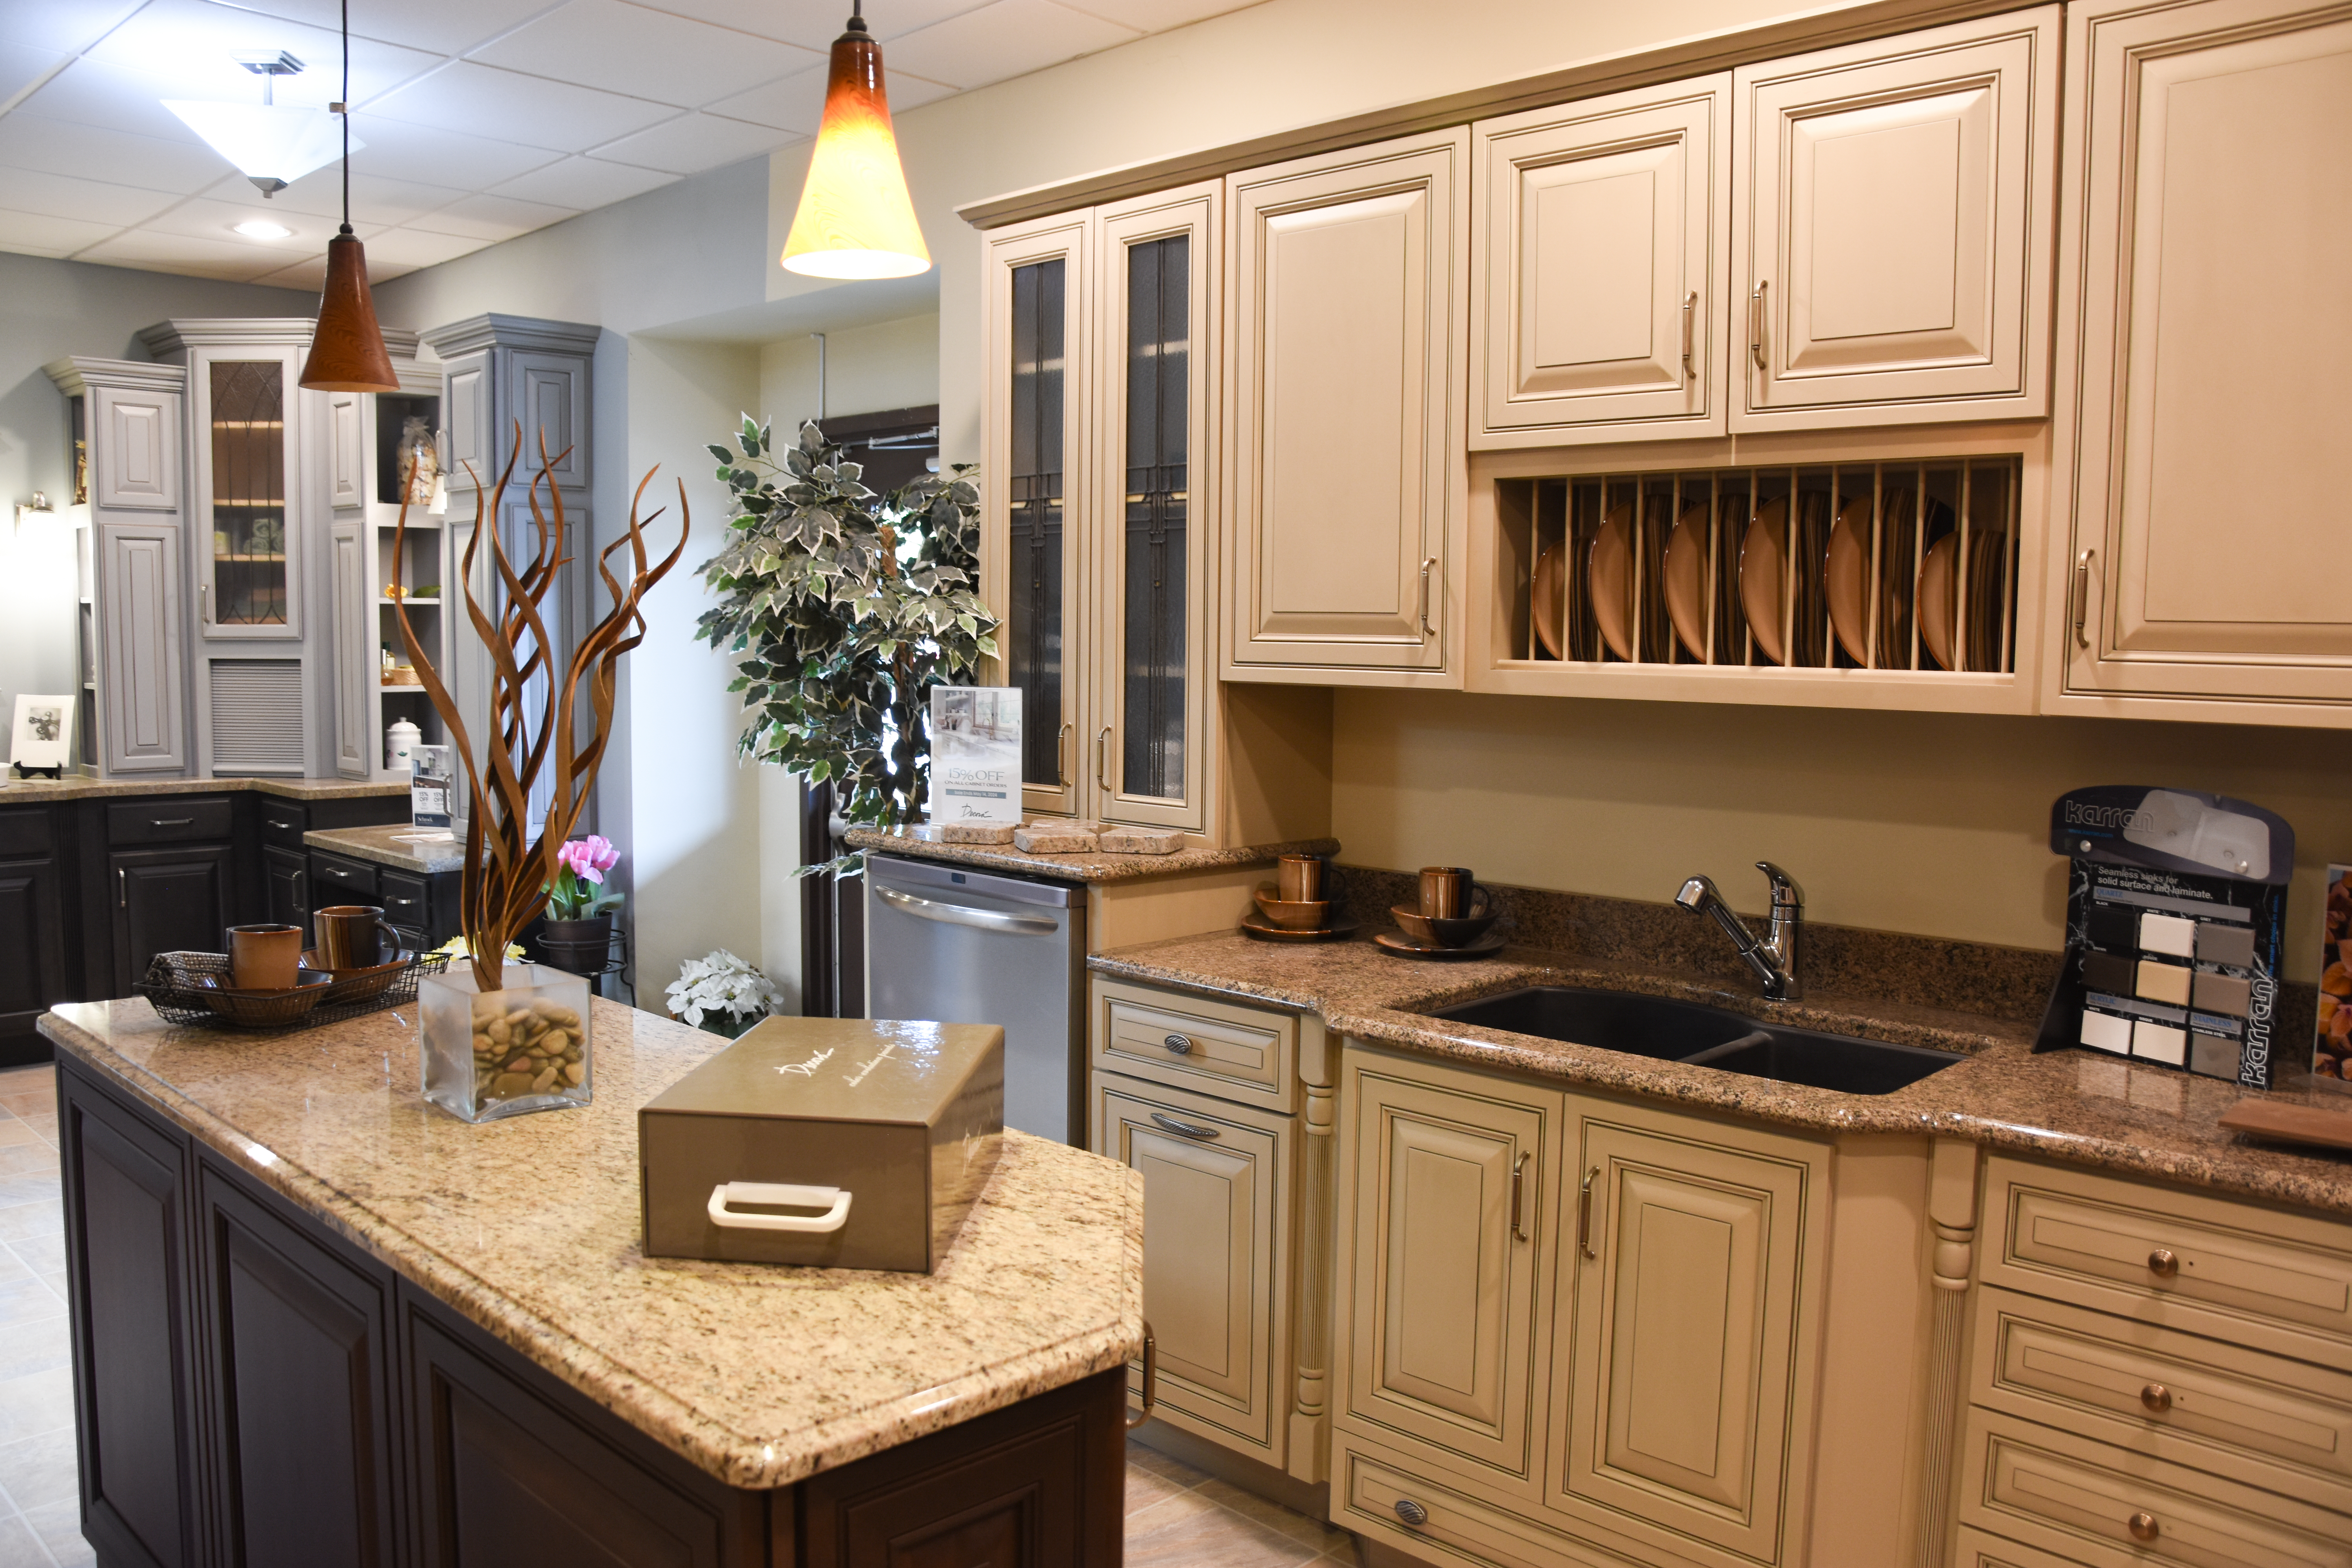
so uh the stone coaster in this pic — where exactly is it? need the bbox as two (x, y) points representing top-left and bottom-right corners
(1014, 822), (1100, 853)
(931, 822), (1019, 844)
(1097, 827), (1184, 855)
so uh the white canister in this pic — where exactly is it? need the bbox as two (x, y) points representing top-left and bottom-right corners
(387, 718), (422, 774)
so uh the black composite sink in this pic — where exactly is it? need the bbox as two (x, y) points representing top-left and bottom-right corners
(1428, 985), (1961, 1096)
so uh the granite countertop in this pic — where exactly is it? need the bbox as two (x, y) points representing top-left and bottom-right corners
(0, 775), (405, 802)
(848, 826), (1340, 884)
(1089, 929), (2352, 1218)
(306, 823), (466, 874)
(38, 999), (1144, 1490)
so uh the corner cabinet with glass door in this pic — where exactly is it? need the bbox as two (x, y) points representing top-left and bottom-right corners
(985, 183), (1221, 836)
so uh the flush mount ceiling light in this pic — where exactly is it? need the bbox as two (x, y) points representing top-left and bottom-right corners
(298, 0), (396, 393)
(780, 1), (931, 280)
(233, 218), (292, 240)
(163, 52), (361, 198)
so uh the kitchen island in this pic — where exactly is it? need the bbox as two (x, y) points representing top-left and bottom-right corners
(37, 997), (1143, 1567)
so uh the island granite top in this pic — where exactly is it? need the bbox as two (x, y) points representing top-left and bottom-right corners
(305, 822), (466, 874)
(0, 775), (406, 802)
(38, 998), (1143, 1490)
(1089, 929), (2352, 1219)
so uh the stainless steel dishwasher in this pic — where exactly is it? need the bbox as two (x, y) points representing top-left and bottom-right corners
(864, 853), (1087, 1144)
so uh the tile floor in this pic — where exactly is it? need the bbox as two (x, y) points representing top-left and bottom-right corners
(0, 1062), (1351, 1565)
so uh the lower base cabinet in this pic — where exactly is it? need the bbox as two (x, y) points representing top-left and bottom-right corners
(58, 1060), (1128, 1568)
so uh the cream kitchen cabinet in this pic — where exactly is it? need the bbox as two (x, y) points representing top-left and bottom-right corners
(2046, 0), (2352, 724)
(1223, 128), (1468, 686)
(1471, 75), (1732, 448)
(1731, 8), (2058, 432)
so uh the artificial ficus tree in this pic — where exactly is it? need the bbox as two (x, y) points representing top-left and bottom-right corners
(695, 418), (997, 873)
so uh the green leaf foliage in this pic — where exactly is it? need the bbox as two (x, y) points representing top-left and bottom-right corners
(694, 417), (999, 876)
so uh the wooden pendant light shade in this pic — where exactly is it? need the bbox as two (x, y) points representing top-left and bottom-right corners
(301, 231), (399, 392)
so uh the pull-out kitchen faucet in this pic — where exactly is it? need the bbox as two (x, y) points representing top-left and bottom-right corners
(1675, 862), (1803, 1001)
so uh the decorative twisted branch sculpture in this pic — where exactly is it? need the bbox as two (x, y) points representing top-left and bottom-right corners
(391, 426), (687, 991)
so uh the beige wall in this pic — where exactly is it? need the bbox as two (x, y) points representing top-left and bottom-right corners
(759, 313), (942, 430)
(1332, 689), (2352, 982)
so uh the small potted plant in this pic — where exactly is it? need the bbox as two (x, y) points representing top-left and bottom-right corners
(537, 835), (623, 975)
(666, 950), (783, 1039)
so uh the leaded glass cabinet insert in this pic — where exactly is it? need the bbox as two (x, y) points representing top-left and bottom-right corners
(207, 360), (289, 627)
(1121, 235), (1188, 801)
(1008, 257), (1066, 791)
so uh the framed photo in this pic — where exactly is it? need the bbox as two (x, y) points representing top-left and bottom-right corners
(9, 694), (74, 773)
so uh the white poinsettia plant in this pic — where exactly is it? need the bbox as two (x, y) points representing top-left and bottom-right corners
(666, 949), (784, 1035)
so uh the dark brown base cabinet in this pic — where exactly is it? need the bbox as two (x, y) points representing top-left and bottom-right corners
(58, 1061), (1128, 1568)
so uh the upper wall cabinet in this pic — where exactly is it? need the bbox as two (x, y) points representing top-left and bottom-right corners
(1472, 76), (1731, 449)
(1224, 128), (1467, 686)
(1731, 7), (2059, 432)
(2047, 0), (2352, 724)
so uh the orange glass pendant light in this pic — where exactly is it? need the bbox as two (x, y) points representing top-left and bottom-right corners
(299, 0), (397, 392)
(781, 3), (931, 279)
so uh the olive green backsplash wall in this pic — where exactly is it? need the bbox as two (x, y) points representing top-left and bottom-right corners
(1330, 690), (2352, 985)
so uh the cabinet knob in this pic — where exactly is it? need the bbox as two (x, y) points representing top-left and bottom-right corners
(2140, 1383), (2171, 1414)
(1393, 1499), (1428, 1528)
(1163, 1033), (1192, 1056)
(2127, 1511), (2160, 1543)
(2147, 1247), (2179, 1279)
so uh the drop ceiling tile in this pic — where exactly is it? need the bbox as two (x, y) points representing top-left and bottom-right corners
(485, 155), (678, 209)
(0, 113), (225, 192)
(340, 115), (561, 187)
(1056, 0), (1257, 29)
(407, 191), (577, 241)
(137, 194), (347, 249)
(0, 0), (147, 57)
(588, 111), (788, 174)
(250, 253), (331, 289)
(14, 58), (227, 143)
(0, 166), (184, 225)
(468, 0), (822, 109)
(222, 0), (566, 58)
(704, 61), (952, 135)
(0, 43), (70, 105)
(80, 225), (309, 281)
(626, 0), (993, 53)
(882, 0), (1140, 90)
(0, 207), (125, 256)
(360, 225), (492, 267)
(365, 60), (675, 153)
(82, 0), (444, 110)
(195, 167), (474, 227)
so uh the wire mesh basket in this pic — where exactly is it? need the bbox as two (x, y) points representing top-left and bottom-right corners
(137, 930), (447, 1031)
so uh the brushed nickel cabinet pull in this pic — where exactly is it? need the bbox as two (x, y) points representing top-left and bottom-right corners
(2072, 548), (2096, 648)
(1579, 1165), (1599, 1258)
(1749, 280), (1768, 371)
(2147, 1247), (2179, 1279)
(1162, 1033), (1193, 1056)
(1126, 1321), (1157, 1430)
(1681, 291), (1697, 379)
(2128, 1511), (2160, 1543)
(117, 867), (127, 908)
(1418, 557), (1437, 636)
(1096, 725), (1112, 789)
(1150, 1111), (1220, 1142)
(1056, 722), (1071, 788)
(2140, 1383), (2172, 1414)
(1511, 1153), (1531, 1241)
(151, 817), (193, 827)
(1393, 1499), (1429, 1528)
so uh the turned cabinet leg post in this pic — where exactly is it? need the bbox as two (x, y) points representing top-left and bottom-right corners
(1916, 1138), (1980, 1568)
(1289, 1021), (1336, 1487)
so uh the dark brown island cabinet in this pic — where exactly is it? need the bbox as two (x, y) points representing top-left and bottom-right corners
(47, 1007), (1136, 1568)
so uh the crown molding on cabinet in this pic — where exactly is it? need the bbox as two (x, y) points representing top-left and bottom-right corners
(44, 356), (189, 396)
(418, 313), (600, 361)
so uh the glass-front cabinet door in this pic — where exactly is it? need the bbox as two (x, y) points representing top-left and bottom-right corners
(987, 216), (1090, 819)
(1095, 187), (1216, 831)
(195, 350), (302, 639)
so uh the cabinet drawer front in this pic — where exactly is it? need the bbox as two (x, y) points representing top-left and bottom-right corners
(107, 797), (232, 845)
(1335, 1432), (1640, 1568)
(377, 871), (430, 935)
(258, 800), (309, 848)
(1094, 1073), (1287, 1457)
(1094, 978), (1296, 1111)
(309, 851), (379, 900)
(1972, 1287), (2352, 1512)
(0, 809), (52, 858)
(1987, 1156), (2352, 1358)
(1960, 1410), (2352, 1568)
(1956, 1523), (2111, 1568)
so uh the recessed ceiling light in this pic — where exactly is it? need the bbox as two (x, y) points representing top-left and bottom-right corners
(234, 218), (293, 240)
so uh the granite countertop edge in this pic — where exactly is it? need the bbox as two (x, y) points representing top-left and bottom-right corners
(39, 1009), (1146, 1490)
(304, 824), (466, 875)
(0, 776), (407, 802)
(847, 828), (1341, 884)
(1088, 938), (2352, 1219)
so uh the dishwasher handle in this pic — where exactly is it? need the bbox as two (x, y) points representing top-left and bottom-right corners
(874, 885), (1061, 936)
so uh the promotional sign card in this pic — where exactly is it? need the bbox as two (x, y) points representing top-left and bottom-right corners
(2320, 865), (2350, 1082)
(929, 687), (1021, 826)
(410, 745), (455, 830)
(2036, 786), (2294, 1087)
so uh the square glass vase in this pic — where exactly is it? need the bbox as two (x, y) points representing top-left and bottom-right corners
(420, 964), (593, 1123)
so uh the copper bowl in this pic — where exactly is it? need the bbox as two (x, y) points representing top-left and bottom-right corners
(198, 969), (335, 1027)
(1390, 904), (1499, 948)
(1254, 886), (1330, 931)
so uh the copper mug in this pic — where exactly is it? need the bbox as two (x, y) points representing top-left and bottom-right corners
(1419, 867), (1480, 919)
(1277, 854), (1325, 902)
(226, 924), (303, 991)
(312, 905), (397, 971)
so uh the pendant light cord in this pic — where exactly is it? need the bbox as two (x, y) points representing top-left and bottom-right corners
(338, 0), (352, 238)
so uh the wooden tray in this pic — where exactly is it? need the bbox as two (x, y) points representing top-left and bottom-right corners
(2218, 1099), (2352, 1152)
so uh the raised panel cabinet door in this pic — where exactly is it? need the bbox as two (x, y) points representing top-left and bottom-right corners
(198, 1166), (398, 1568)
(263, 845), (310, 944)
(0, 854), (69, 1041)
(94, 385), (181, 510)
(1092, 183), (1218, 832)
(1472, 74), (1731, 446)
(112, 845), (232, 984)
(1732, 7), (2058, 430)
(443, 362), (488, 487)
(1338, 1051), (1557, 1486)
(60, 1068), (201, 1568)
(1226, 129), (1467, 680)
(329, 394), (363, 510)
(192, 349), (304, 640)
(2056, 0), (2352, 712)
(1552, 1108), (1827, 1566)
(984, 214), (1091, 819)
(100, 521), (189, 772)
(332, 523), (368, 775)
(1093, 1072), (1288, 1456)
(509, 352), (588, 488)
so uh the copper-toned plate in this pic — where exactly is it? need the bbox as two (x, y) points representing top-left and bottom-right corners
(1374, 929), (1510, 961)
(1238, 910), (1361, 944)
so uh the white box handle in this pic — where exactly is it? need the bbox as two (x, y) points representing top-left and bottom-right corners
(707, 1181), (852, 1233)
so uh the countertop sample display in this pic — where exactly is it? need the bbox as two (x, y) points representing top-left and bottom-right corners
(849, 824), (1340, 884)
(1090, 928), (2352, 1217)
(0, 775), (407, 803)
(38, 996), (1145, 1488)
(305, 822), (465, 874)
